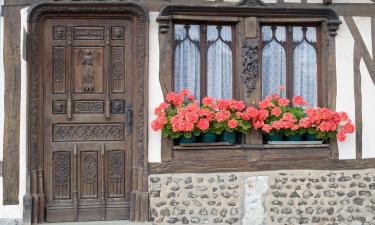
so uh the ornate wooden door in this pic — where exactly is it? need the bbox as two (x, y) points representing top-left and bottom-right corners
(43, 18), (133, 222)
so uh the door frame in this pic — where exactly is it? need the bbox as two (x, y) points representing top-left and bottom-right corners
(25, 2), (149, 224)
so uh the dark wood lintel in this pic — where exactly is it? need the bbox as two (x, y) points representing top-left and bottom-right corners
(149, 158), (375, 174)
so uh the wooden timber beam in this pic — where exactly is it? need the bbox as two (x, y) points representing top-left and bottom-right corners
(2, 4), (22, 205)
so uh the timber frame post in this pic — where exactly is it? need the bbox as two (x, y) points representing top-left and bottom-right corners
(25, 2), (149, 224)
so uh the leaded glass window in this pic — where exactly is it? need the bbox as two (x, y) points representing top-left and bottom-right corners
(174, 24), (234, 99)
(261, 25), (319, 107)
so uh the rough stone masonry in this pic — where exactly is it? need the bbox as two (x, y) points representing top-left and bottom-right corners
(149, 169), (375, 225)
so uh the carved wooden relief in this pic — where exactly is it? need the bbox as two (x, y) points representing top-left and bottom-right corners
(53, 152), (71, 199)
(111, 47), (125, 93)
(74, 47), (103, 93)
(73, 27), (104, 40)
(108, 151), (125, 197)
(80, 151), (98, 198)
(53, 47), (66, 93)
(112, 27), (124, 40)
(74, 101), (104, 114)
(53, 124), (125, 141)
(52, 101), (66, 114)
(241, 38), (259, 94)
(111, 100), (125, 114)
(53, 26), (66, 40)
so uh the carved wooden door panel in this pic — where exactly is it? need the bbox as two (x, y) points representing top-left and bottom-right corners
(43, 18), (133, 222)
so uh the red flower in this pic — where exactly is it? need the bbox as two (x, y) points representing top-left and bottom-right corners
(197, 119), (210, 131)
(257, 109), (269, 121)
(292, 96), (307, 106)
(215, 110), (231, 122)
(230, 100), (246, 111)
(202, 97), (214, 106)
(262, 124), (272, 133)
(245, 107), (259, 118)
(199, 108), (214, 121)
(343, 122), (355, 133)
(299, 118), (311, 128)
(186, 112), (199, 123)
(253, 120), (265, 129)
(259, 99), (273, 109)
(179, 89), (190, 96)
(278, 98), (289, 106)
(217, 99), (231, 110)
(187, 95), (195, 100)
(228, 119), (238, 129)
(154, 102), (169, 115)
(337, 130), (347, 142)
(339, 112), (349, 121)
(151, 113), (167, 131)
(166, 92), (183, 106)
(151, 120), (162, 131)
(271, 107), (282, 117)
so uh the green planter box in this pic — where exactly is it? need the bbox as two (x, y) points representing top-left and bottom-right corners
(179, 135), (197, 144)
(305, 134), (319, 141)
(201, 132), (217, 143)
(286, 134), (302, 141)
(220, 131), (237, 144)
(265, 133), (283, 142)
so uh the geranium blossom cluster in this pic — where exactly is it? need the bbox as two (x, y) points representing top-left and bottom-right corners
(151, 90), (355, 142)
(253, 94), (355, 142)
(253, 94), (306, 135)
(303, 107), (355, 141)
(151, 90), (252, 139)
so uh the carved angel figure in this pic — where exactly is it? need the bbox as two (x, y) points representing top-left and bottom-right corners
(78, 49), (99, 92)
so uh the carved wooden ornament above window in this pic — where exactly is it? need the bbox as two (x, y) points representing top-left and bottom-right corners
(238, 0), (266, 6)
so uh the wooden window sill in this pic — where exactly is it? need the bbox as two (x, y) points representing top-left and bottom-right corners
(173, 142), (329, 150)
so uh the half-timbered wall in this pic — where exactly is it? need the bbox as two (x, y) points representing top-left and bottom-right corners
(0, 0), (374, 223)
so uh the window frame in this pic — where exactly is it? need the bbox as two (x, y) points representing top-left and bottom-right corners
(172, 21), (238, 100)
(259, 22), (323, 107)
(157, 6), (341, 163)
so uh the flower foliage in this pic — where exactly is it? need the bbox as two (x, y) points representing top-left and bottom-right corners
(151, 90), (355, 142)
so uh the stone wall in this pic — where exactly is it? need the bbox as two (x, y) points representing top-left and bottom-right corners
(149, 174), (244, 225)
(149, 169), (375, 225)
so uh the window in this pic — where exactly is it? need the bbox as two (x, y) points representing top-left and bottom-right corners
(261, 25), (320, 107)
(174, 24), (234, 99)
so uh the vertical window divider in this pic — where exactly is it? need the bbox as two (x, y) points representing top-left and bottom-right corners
(286, 25), (294, 100)
(200, 24), (208, 98)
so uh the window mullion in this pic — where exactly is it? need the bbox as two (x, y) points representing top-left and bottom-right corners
(286, 25), (294, 100)
(200, 25), (208, 99)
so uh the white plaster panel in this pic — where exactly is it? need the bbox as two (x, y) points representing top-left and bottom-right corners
(360, 59), (375, 158)
(336, 17), (356, 159)
(148, 12), (163, 163)
(263, 0), (277, 2)
(353, 17), (373, 58)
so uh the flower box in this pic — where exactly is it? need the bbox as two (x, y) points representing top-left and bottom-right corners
(151, 89), (355, 146)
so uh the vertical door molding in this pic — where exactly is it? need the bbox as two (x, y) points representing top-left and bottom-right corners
(26, 2), (149, 223)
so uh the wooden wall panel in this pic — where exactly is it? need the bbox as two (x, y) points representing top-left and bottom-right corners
(2, 5), (21, 205)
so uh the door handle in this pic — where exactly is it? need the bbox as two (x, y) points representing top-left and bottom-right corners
(127, 106), (133, 134)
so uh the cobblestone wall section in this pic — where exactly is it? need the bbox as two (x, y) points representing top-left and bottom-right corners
(149, 174), (244, 225)
(149, 169), (375, 225)
(266, 170), (375, 225)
